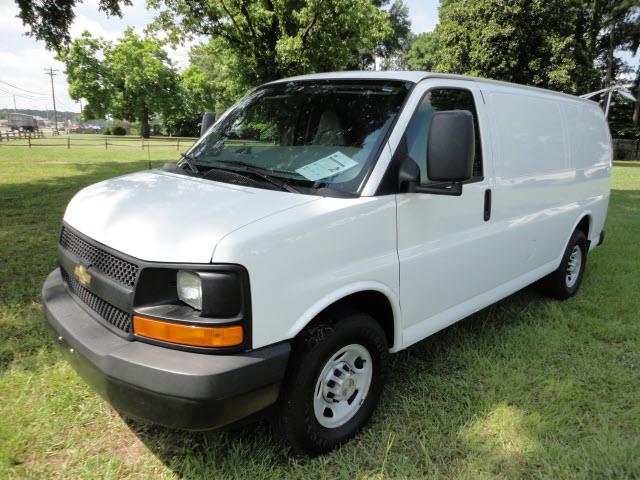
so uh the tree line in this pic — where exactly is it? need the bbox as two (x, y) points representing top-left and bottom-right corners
(15, 0), (640, 138)
(0, 109), (78, 123)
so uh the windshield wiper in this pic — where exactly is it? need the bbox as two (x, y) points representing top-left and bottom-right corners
(178, 152), (200, 174)
(211, 160), (300, 194)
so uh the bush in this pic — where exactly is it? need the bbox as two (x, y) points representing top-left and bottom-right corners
(612, 126), (640, 140)
(112, 125), (127, 135)
(103, 128), (111, 135)
(164, 116), (201, 137)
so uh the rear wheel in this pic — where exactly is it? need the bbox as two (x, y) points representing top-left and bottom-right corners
(541, 229), (588, 299)
(276, 310), (389, 455)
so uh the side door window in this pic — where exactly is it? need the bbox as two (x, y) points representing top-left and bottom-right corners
(404, 89), (483, 183)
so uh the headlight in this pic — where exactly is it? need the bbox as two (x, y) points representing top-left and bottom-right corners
(177, 270), (202, 310)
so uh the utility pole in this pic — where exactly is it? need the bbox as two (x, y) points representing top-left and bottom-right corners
(44, 67), (59, 133)
(13, 94), (16, 112)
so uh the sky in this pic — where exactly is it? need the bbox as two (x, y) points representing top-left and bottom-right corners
(0, 0), (635, 113)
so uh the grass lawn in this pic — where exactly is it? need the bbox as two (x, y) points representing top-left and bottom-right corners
(0, 145), (639, 479)
(0, 134), (196, 165)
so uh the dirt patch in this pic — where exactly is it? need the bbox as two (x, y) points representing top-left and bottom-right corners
(114, 435), (148, 467)
(45, 453), (66, 476)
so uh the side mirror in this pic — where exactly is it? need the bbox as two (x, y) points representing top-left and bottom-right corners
(427, 110), (475, 182)
(398, 110), (475, 196)
(200, 112), (216, 137)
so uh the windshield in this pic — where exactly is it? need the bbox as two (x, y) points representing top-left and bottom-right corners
(184, 80), (411, 196)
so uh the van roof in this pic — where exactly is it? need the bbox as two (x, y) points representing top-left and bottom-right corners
(269, 71), (595, 105)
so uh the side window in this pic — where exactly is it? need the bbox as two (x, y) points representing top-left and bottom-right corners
(404, 88), (483, 183)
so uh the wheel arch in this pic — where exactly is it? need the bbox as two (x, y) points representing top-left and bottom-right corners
(575, 214), (591, 240)
(558, 212), (592, 267)
(287, 282), (401, 351)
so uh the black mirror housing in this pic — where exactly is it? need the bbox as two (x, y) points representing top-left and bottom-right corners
(427, 110), (475, 182)
(397, 155), (420, 193)
(200, 112), (217, 137)
(397, 156), (463, 196)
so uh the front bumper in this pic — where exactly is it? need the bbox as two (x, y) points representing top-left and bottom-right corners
(42, 269), (290, 430)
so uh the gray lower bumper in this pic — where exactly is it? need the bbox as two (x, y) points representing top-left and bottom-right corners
(42, 269), (290, 430)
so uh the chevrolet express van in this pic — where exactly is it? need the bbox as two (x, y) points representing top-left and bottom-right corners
(42, 72), (611, 454)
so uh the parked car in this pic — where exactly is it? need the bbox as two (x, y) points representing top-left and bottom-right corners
(68, 124), (82, 133)
(42, 71), (611, 454)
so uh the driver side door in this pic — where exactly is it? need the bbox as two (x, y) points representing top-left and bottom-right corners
(395, 80), (510, 347)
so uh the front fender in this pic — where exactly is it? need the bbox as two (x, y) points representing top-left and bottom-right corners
(286, 281), (403, 353)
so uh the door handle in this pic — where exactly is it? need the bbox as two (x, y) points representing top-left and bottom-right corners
(484, 189), (492, 222)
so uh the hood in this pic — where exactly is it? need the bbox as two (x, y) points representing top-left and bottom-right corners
(63, 170), (318, 263)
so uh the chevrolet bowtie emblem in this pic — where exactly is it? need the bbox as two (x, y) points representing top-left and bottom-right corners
(73, 264), (91, 286)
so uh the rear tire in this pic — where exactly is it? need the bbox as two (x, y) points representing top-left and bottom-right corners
(541, 229), (588, 300)
(276, 310), (389, 455)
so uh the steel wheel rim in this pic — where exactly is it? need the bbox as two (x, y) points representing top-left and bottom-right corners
(313, 344), (373, 429)
(565, 245), (582, 288)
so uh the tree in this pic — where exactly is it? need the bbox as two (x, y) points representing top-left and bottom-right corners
(593, 1), (640, 91)
(363, 0), (412, 69)
(404, 0), (639, 95)
(16, 0), (406, 74)
(633, 67), (640, 126)
(150, 0), (391, 86)
(184, 39), (250, 115)
(58, 29), (181, 137)
(405, 32), (440, 71)
(22, 1), (401, 134)
(15, 0), (131, 51)
(163, 62), (219, 137)
(144, 0), (401, 113)
(57, 33), (111, 120)
(426, 0), (598, 94)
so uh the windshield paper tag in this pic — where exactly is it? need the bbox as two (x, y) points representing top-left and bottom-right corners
(296, 152), (358, 181)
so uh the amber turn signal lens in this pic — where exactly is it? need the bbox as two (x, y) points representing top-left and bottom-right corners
(133, 315), (243, 347)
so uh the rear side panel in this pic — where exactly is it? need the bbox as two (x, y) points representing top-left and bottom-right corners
(562, 101), (612, 245)
(483, 89), (610, 277)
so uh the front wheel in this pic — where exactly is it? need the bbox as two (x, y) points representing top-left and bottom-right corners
(276, 310), (389, 455)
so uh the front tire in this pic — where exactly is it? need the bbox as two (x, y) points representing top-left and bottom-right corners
(541, 229), (588, 300)
(276, 310), (389, 455)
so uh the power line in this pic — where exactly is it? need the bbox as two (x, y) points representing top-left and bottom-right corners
(0, 79), (50, 96)
(0, 86), (50, 100)
(0, 83), (51, 98)
(0, 89), (19, 111)
(44, 67), (59, 132)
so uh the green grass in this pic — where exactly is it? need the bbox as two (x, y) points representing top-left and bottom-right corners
(1, 148), (639, 479)
(0, 132), (197, 146)
(0, 134), (195, 164)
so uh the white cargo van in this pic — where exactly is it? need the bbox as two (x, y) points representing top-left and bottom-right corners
(42, 72), (611, 454)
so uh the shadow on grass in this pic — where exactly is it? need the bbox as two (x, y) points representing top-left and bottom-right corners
(0, 161), (163, 374)
(0, 160), (165, 302)
(123, 286), (580, 479)
(2, 157), (639, 478)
